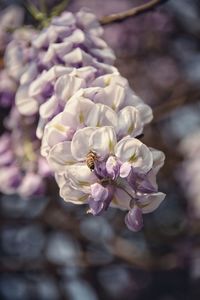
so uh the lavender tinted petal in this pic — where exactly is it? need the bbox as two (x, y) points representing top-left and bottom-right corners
(125, 206), (143, 232)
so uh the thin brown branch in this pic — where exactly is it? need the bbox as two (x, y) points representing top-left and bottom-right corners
(153, 89), (200, 122)
(100, 0), (166, 25)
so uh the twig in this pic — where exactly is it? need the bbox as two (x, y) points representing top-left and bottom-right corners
(153, 89), (200, 122)
(50, 0), (70, 18)
(100, 0), (166, 25)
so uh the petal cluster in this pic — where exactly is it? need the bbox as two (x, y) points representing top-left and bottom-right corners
(0, 110), (51, 198)
(0, 8), (165, 231)
(28, 10), (166, 232)
(0, 23), (51, 198)
(0, 26), (38, 110)
(0, 70), (17, 108)
(15, 10), (116, 125)
(40, 72), (165, 231)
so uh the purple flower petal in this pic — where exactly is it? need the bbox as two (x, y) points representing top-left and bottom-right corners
(91, 183), (109, 202)
(88, 185), (113, 215)
(106, 156), (120, 180)
(125, 206), (143, 232)
(120, 162), (132, 178)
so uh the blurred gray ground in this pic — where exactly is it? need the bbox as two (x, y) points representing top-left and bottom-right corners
(0, 193), (191, 300)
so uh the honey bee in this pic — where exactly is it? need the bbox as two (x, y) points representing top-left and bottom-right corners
(86, 150), (98, 171)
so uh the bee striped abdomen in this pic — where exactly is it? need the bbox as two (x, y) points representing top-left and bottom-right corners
(86, 151), (97, 171)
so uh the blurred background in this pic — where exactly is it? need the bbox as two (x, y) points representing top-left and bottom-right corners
(0, 0), (200, 299)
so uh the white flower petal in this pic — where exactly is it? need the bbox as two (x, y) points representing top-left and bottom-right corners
(37, 96), (59, 139)
(63, 28), (85, 45)
(91, 47), (115, 64)
(42, 42), (73, 65)
(20, 63), (38, 85)
(19, 173), (43, 198)
(91, 74), (127, 111)
(36, 118), (47, 140)
(111, 188), (131, 210)
(104, 82), (126, 111)
(85, 103), (118, 128)
(73, 66), (97, 82)
(90, 126), (117, 159)
(16, 85), (39, 115)
(59, 180), (88, 204)
(64, 96), (94, 127)
(151, 148), (165, 174)
(92, 73), (127, 88)
(71, 127), (96, 161)
(124, 88), (143, 107)
(39, 95), (58, 119)
(136, 104), (153, 125)
(117, 106), (143, 138)
(55, 73), (86, 106)
(66, 163), (97, 193)
(120, 162), (132, 178)
(115, 137), (153, 173)
(63, 48), (86, 65)
(47, 125), (72, 149)
(41, 113), (68, 156)
(138, 192), (166, 214)
(82, 86), (106, 103)
(48, 141), (75, 172)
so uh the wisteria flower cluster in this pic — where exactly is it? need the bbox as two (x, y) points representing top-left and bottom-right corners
(0, 112), (50, 198)
(41, 73), (165, 231)
(15, 9), (116, 135)
(0, 7), (50, 197)
(0, 91), (51, 198)
(0, 6), (165, 231)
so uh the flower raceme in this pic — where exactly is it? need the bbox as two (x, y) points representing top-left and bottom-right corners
(2, 7), (165, 231)
(0, 21), (51, 198)
(15, 10), (116, 126)
(0, 129), (51, 198)
(41, 73), (153, 156)
(0, 108), (51, 198)
(28, 10), (166, 232)
(41, 80), (165, 231)
(0, 26), (38, 110)
(45, 125), (165, 231)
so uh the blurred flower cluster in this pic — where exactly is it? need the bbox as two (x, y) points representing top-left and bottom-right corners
(0, 3), (165, 232)
(178, 131), (200, 219)
(0, 5), (51, 198)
